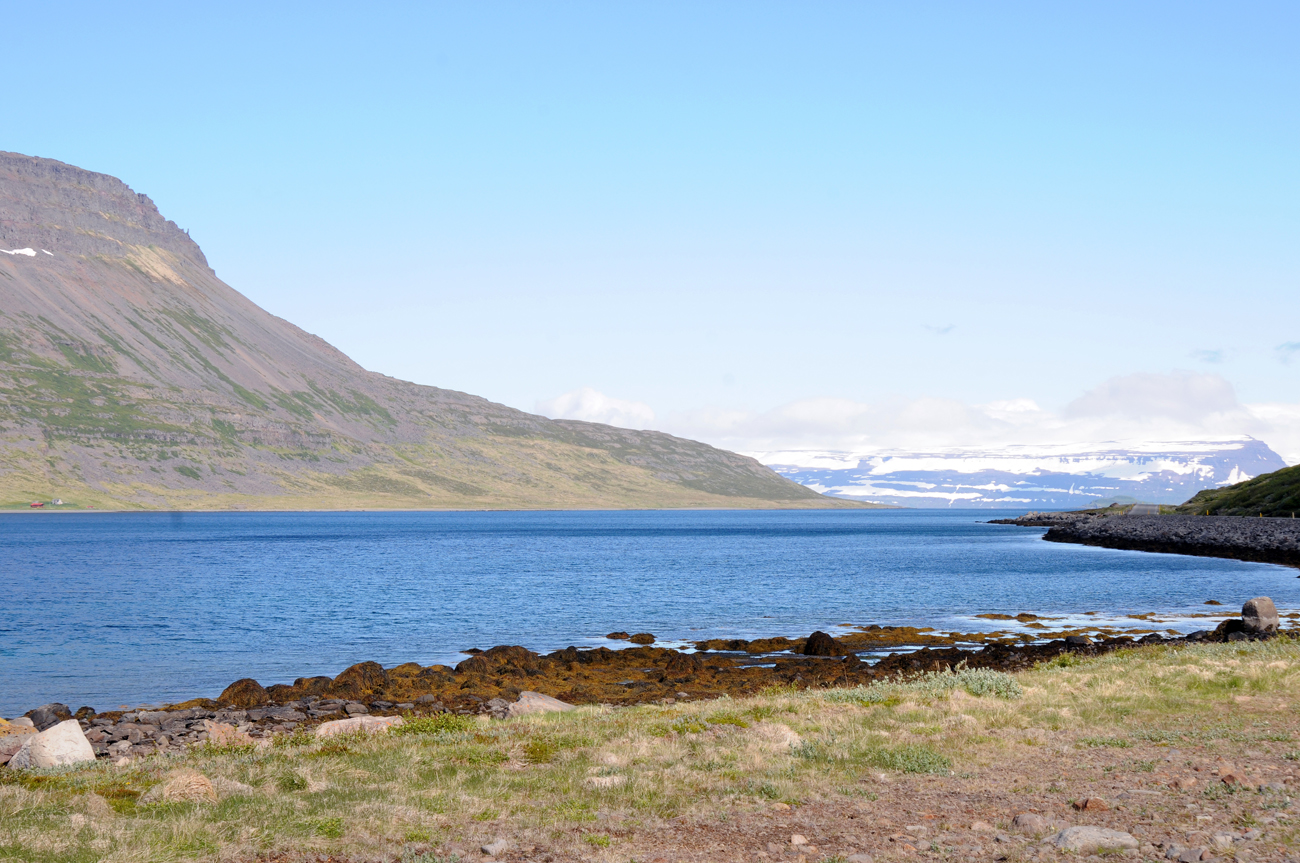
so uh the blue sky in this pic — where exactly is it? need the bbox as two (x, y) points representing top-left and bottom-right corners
(7, 2), (1300, 457)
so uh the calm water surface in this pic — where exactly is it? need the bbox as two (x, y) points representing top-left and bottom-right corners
(2, 509), (1297, 715)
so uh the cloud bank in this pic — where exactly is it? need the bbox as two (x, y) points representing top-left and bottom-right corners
(535, 373), (1300, 466)
(535, 387), (656, 430)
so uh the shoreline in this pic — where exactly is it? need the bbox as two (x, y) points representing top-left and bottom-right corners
(7, 610), (1291, 765)
(991, 510), (1300, 568)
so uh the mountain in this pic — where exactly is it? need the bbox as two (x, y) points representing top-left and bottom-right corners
(0, 152), (857, 511)
(1177, 463), (1300, 517)
(755, 438), (1287, 509)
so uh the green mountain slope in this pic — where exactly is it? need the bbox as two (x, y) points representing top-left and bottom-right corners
(1177, 464), (1300, 517)
(0, 152), (867, 511)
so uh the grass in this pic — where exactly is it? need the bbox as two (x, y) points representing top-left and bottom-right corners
(3, 639), (1300, 862)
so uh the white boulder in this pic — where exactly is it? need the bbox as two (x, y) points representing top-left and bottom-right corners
(315, 714), (404, 738)
(7, 720), (96, 769)
(505, 691), (575, 718)
(1051, 826), (1138, 853)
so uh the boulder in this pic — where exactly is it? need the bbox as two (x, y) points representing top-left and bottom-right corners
(665, 652), (703, 674)
(143, 771), (217, 803)
(606, 631), (630, 640)
(455, 655), (490, 675)
(505, 691), (576, 719)
(1051, 826), (1138, 853)
(218, 678), (269, 708)
(7, 720), (95, 769)
(1011, 813), (1052, 834)
(315, 715), (403, 738)
(1064, 635), (1092, 647)
(24, 703), (71, 732)
(803, 631), (843, 656)
(0, 731), (36, 765)
(628, 633), (656, 645)
(328, 661), (389, 699)
(202, 721), (253, 747)
(1243, 597), (1279, 634)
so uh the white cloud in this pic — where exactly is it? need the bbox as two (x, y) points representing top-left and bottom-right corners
(657, 372), (1300, 465)
(536, 387), (655, 430)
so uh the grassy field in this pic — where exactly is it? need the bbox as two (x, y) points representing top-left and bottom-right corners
(3, 640), (1299, 863)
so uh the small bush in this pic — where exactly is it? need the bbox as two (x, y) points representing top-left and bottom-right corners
(823, 666), (1022, 705)
(707, 711), (751, 729)
(395, 714), (476, 736)
(308, 817), (344, 838)
(858, 744), (952, 774)
(671, 717), (708, 735)
(524, 740), (557, 764)
(277, 771), (308, 792)
(584, 833), (611, 848)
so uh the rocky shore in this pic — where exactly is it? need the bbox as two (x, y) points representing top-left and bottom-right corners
(991, 510), (1300, 568)
(4, 598), (1289, 770)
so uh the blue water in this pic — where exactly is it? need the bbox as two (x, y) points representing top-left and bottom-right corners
(2, 509), (1297, 717)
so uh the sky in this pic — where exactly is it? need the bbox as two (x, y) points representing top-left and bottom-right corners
(6, 2), (1300, 460)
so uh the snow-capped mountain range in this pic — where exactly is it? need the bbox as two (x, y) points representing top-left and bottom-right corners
(753, 437), (1287, 509)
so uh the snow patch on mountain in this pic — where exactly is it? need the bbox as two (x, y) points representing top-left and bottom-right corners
(753, 437), (1286, 509)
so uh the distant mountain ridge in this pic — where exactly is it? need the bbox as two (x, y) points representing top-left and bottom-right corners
(0, 151), (856, 510)
(756, 438), (1287, 509)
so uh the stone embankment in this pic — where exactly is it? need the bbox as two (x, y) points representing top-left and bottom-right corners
(3, 598), (1286, 770)
(991, 511), (1300, 568)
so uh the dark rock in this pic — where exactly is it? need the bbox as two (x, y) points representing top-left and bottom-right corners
(628, 633), (656, 645)
(218, 678), (269, 708)
(344, 702), (369, 716)
(24, 703), (71, 731)
(803, 631), (843, 656)
(328, 661), (389, 699)
(292, 676), (334, 695)
(606, 632), (630, 640)
(1243, 596), (1279, 634)
(1065, 635), (1092, 647)
(1215, 618), (1247, 640)
(73, 706), (96, 720)
(456, 655), (491, 675)
(665, 652), (703, 674)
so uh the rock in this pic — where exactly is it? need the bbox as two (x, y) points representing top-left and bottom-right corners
(605, 632), (630, 640)
(1073, 796), (1109, 811)
(202, 721), (253, 747)
(628, 633), (656, 645)
(971, 820), (996, 833)
(0, 731), (35, 765)
(1065, 635), (1093, 647)
(315, 715), (403, 738)
(665, 652), (703, 674)
(24, 703), (71, 732)
(218, 678), (269, 708)
(343, 702), (369, 715)
(1170, 776), (1199, 791)
(505, 691), (576, 719)
(7, 720), (95, 769)
(1242, 597), (1279, 634)
(803, 631), (843, 656)
(1052, 827), (1139, 854)
(770, 802), (790, 812)
(485, 698), (512, 719)
(456, 656), (491, 675)
(9, 717), (35, 728)
(791, 834), (809, 846)
(1211, 833), (1236, 850)
(1012, 813), (1052, 834)
(1177, 848), (1207, 863)
(329, 661), (389, 699)
(482, 838), (509, 856)
(416, 694), (443, 704)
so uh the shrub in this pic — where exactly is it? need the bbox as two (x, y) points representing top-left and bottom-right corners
(395, 714), (477, 736)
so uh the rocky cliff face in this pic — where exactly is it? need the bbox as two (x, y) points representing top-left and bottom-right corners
(0, 152), (847, 510)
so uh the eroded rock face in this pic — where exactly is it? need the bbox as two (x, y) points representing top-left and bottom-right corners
(1243, 597), (1279, 633)
(218, 678), (269, 708)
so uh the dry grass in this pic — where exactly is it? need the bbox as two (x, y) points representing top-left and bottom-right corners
(3, 639), (1299, 862)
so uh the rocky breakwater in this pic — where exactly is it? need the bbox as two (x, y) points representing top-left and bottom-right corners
(991, 510), (1300, 568)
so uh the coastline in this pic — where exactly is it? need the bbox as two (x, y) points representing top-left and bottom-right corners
(991, 510), (1300, 569)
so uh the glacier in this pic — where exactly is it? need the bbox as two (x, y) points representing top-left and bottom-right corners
(752, 437), (1287, 509)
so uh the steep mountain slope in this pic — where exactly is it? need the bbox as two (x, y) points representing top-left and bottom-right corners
(0, 152), (855, 510)
(1177, 463), (1300, 517)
